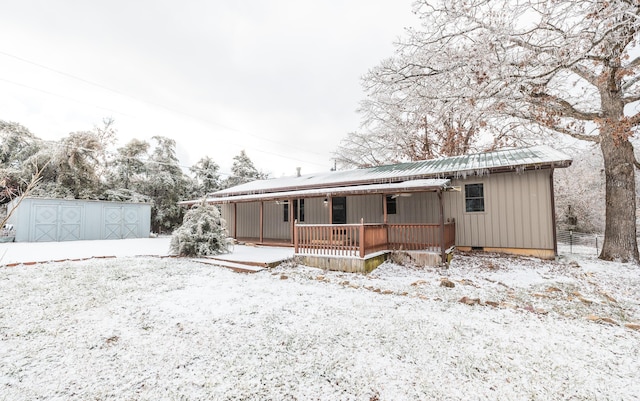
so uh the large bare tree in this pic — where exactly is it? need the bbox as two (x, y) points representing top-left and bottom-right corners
(335, 56), (498, 168)
(349, 0), (640, 263)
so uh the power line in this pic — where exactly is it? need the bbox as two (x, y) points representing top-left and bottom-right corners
(0, 50), (333, 169)
(0, 77), (132, 117)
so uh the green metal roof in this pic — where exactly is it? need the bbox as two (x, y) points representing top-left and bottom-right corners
(211, 145), (572, 197)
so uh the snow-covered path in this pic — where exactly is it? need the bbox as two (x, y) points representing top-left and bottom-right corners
(1, 253), (638, 400)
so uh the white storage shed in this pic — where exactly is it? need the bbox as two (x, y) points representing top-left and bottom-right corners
(6, 197), (151, 242)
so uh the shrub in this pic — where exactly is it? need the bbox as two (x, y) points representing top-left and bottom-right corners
(170, 201), (229, 257)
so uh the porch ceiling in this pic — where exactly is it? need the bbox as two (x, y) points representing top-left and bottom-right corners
(181, 179), (451, 205)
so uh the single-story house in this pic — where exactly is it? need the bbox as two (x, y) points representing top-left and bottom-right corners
(180, 145), (572, 271)
(6, 197), (151, 242)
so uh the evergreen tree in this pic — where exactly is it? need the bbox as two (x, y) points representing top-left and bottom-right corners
(19, 141), (76, 199)
(55, 131), (104, 198)
(0, 120), (41, 168)
(109, 138), (150, 191)
(101, 138), (151, 202)
(0, 120), (42, 203)
(222, 150), (268, 189)
(190, 156), (221, 197)
(142, 136), (190, 233)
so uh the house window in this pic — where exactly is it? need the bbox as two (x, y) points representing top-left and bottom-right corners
(465, 183), (485, 212)
(299, 199), (305, 222)
(283, 199), (305, 222)
(294, 199), (305, 222)
(283, 201), (289, 222)
(385, 195), (397, 215)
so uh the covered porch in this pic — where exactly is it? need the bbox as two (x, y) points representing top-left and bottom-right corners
(199, 179), (456, 270)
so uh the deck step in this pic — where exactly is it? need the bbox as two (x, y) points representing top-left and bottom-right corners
(191, 258), (266, 273)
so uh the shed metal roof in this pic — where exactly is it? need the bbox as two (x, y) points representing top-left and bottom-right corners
(209, 145), (571, 199)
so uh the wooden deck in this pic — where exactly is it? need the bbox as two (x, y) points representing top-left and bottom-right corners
(294, 221), (455, 259)
(234, 238), (293, 248)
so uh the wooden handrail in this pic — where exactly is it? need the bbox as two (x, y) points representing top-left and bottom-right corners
(295, 222), (455, 258)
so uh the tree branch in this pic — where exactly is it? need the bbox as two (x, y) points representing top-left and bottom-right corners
(528, 91), (600, 121)
(623, 94), (640, 104)
(626, 111), (640, 127)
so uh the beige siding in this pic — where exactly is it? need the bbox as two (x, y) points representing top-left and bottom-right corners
(304, 198), (329, 224)
(220, 204), (235, 236)
(236, 202), (260, 238)
(388, 192), (440, 224)
(263, 201), (289, 239)
(346, 195), (384, 223)
(442, 169), (554, 250)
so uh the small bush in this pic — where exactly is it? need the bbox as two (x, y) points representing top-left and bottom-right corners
(170, 201), (229, 257)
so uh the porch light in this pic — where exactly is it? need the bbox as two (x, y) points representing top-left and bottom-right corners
(323, 198), (328, 206)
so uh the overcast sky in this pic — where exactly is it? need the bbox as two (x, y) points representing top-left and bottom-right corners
(0, 0), (418, 178)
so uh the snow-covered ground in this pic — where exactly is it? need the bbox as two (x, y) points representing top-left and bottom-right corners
(0, 237), (173, 265)
(0, 241), (639, 400)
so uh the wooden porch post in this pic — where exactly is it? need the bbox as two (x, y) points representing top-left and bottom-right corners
(438, 190), (446, 264)
(233, 203), (237, 238)
(549, 169), (558, 257)
(359, 217), (365, 258)
(328, 197), (333, 224)
(259, 201), (264, 243)
(382, 194), (388, 224)
(294, 219), (299, 253)
(289, 199), (295, 244)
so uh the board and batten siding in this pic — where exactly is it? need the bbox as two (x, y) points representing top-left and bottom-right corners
(387, 192), (440, 224)
(346, 194), (383, 224)
(220, 204), (235, 237)
(303, 198), (329, 224)
(235, 202), (260, 238)
(233, 202), (290, 239)
(442, 169), (554, 250)
(263, 202), (289, 240)
(222, 198), (330, 241)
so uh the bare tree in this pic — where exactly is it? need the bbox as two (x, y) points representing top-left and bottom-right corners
(335, 56), (496, 168)
(353, 0), (640, 263)
(1, 162), (48, 231)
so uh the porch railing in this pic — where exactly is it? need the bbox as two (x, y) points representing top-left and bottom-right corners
(294, 220), (455, 258)
(388, 223), (456, 252)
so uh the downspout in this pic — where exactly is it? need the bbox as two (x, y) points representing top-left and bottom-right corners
(549, 168), (558, 257)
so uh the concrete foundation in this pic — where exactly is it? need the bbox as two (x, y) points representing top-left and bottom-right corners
(298, 248), (451, 273)
(298, 252), (389, 274)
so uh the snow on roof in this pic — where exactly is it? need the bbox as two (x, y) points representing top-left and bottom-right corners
(185, 179), (450, 205)
(208, 145), (571, 200)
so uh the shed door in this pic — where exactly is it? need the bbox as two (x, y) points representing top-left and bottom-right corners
(32, 204), (82, 242)
(104, 206), (140, 239)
